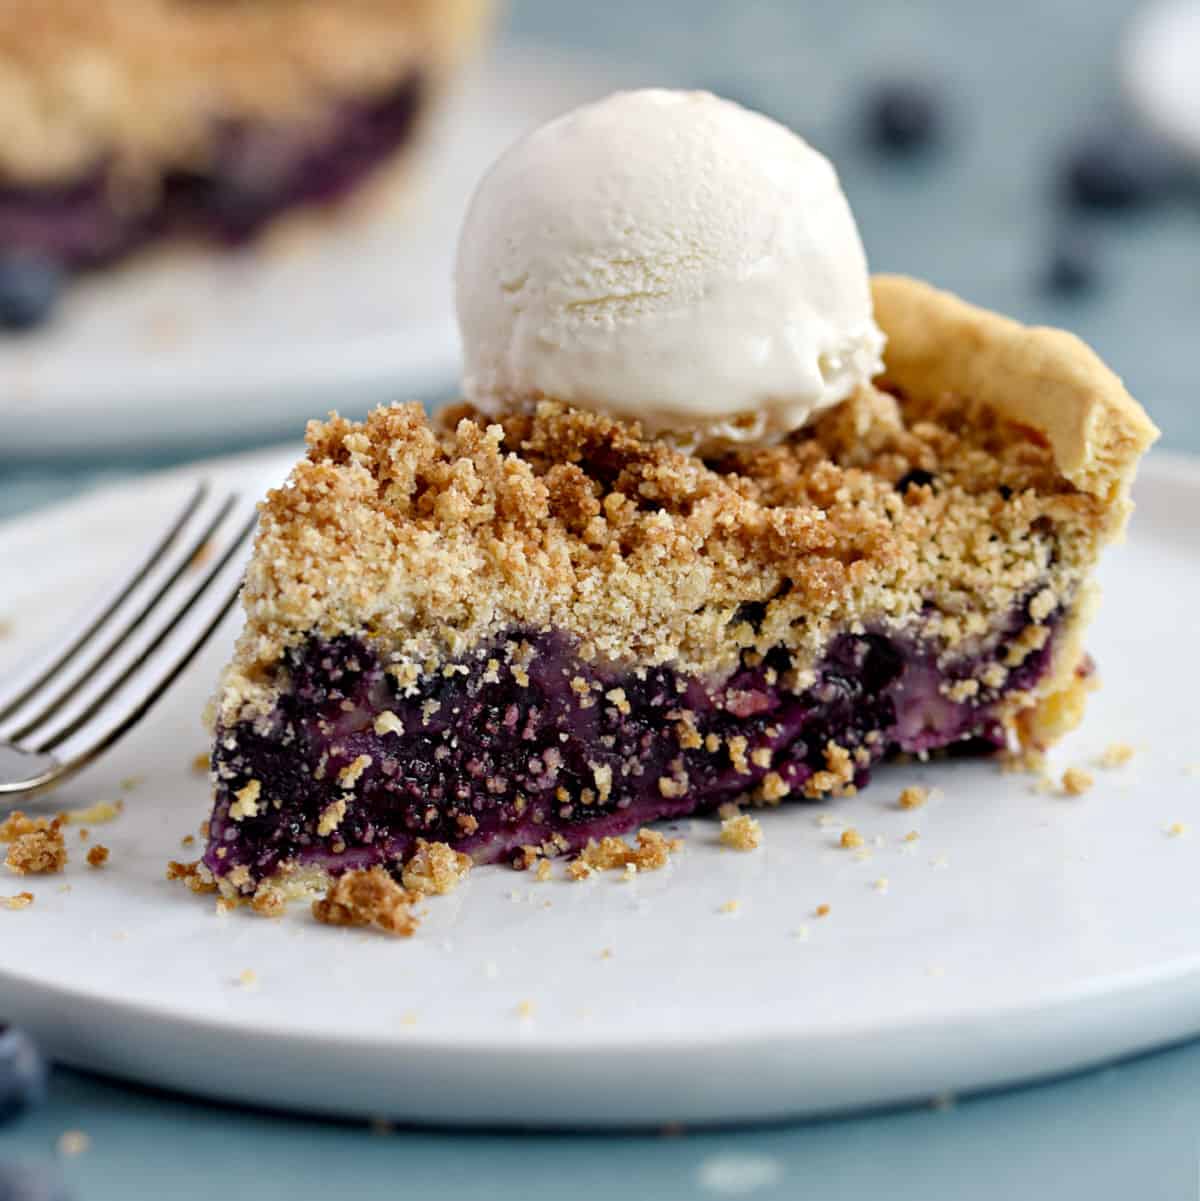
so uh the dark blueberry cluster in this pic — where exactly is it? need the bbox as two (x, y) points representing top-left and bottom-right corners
(206, 600), (1059, 888)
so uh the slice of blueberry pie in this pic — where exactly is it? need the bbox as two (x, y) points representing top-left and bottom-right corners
(0, 0), (492, 327)
(197, 91), (1157, 908)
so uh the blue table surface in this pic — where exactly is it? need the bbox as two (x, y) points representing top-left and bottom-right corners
(3, 1), (1200, 1196)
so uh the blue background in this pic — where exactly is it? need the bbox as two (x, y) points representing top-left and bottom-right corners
(3, 1), (1199, 1196)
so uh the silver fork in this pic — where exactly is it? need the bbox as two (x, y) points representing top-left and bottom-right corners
(0, 482), (258, 803)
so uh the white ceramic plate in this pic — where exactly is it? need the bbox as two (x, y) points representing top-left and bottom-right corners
(0, 44), (634, 458)
(1123, 0), (1200, 160)
(0, 448), (1198, 1128)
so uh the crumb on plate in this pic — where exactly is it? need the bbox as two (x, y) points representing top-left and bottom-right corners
(720, 813), (762, 851)
(1061, 767), (1094, 796)
(312, 867), (419, 937)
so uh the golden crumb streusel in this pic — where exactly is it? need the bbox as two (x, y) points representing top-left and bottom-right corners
(568, 828), (682, 877)
(5, 819), (67, 875)
(1100, 742), (1135, 769)
(1061, 767), (1094, 797)
(312, 867), (419, 936)
(86, 845), (110, 868)
(839, 828), (864, 850)
(399, 839), (471, 895)
(720, 814), (762, 851)
(898, 786), (929, 810)
(216, 355), (1142, 738)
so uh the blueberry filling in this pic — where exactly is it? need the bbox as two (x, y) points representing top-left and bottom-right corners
(0, 69), (425, 312)
(206, 602), (1060, 888)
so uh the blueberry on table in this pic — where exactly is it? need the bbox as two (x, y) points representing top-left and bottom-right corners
(863, 80), (944, 154)
(0, 1162), (72, 1201)
(1060, 128), (1179, 211)
(0, 255), (65, 332)
(1042, 228), (1099, 296)
(0, 1026), (47, 1123)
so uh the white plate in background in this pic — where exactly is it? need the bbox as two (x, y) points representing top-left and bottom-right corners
(1124, 1), (1200, 158)
(0, 45), (635, 458)
(0, 449), (1198, 1127)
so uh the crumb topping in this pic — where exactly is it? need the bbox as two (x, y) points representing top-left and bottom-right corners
(719, 814), (762, 851)
(568, 828), (682, 876)
(312, 867), (419, 936)
(839, 827), (864, 849)
(399, 839), (471, 895)
(5, 819), (67, 875)
(217, 371), (1128, 730)
(166, 858), (217, 894)
(86, 845), (110, 868)
(1061, 767), (1094, 796)
(1100, 742), (1135, 769)
(898, 785), (928, 810)
(2, 891), (34, 910)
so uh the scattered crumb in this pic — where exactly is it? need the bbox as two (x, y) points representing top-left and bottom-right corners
(2, 892), (33, 911)
(166, 859), (217, 894)
(401, 840), (472, 896)
(5, 819), (67, 875)
(516, 999), (536, 1020)
(56, 1131), (90, 1157)
(903, 831), (921, 843)
(1099, 743), (1135, 769)
(718, 899), (740, 914)
(720, 814), (762, 852)
(312, 868), (418, 937)
(569, 828), (682, 877)
(0, 811), (50, 841)
(1166, 822), (1190, 839)
(1061, 767), (1094, 797)
(86, 845), (110, 869)
(1001, 748), (1046, 775)
(716, 801), (742, 821)
(839, 828), (864, 849)
(534, 859), (552, 883)
(599, 947), (614, 960)
(77, 828), (89, 842)
(180, 834), (195, 847)
(873, 877), (890, 894)
(236, 969), (257, 988)
(898, 785), (928, 810)
(60, 800), (122, 825)
(815, 904), (831, 918)
(191, 753), (210, 774)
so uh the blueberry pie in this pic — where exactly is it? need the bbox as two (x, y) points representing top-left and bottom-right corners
(196, 91), (1157, 907)
(0, 0), (492, 323)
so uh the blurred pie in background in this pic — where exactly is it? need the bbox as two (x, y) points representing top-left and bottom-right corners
(0, 0), (494, 327)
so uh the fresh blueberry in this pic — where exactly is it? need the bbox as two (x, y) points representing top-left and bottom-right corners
(863, 80), (945, 154)
(0, 255), (64, 332)
(1060, 127), (1180, 211)
(1042, 228), (1099, 297)
(0, 1026), (47, 1123)
(0, 1162), (72, 1201)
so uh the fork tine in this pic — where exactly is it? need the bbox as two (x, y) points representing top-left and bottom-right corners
(0, 487), (237, 743)
(0, 481), (209, 722)
(37, 524), (254, 790)
(21, 497), (258, 754)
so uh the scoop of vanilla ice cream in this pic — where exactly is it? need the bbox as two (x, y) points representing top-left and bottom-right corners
(454, 88), (885, 453)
